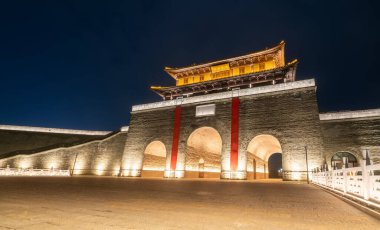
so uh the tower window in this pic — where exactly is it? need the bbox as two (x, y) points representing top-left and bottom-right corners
(239, 67), (245, 74)
(200, 75), (204, 81)
(212, 70), (230, 79)
(259, 63), (265, 71)
(184, 78), (188, 84)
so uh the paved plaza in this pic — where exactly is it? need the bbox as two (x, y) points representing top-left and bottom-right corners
(0, 177), (379, 229)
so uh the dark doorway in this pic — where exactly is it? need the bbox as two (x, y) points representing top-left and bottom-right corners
(268, 153), (282, 178)
(331, 152), (358, 169)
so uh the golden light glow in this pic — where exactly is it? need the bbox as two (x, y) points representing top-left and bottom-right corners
(186, 127), (222, 173)
(142, 141), (167, 172)
(187, 127), (222, 155)
(247, 135), (282, 161)
(223, 171), (246, 179)
(142, 166), (167, 171)
(175, 60), (277, 86)
(163, 41), (286, 86)
(211, 63), (230, 73)
(48, 163), (56, 170)
(122, 169), (140, 177)
(144, 141), (166, 157)
(290, 162), (302, 180)
(123, 161), (142, 176)
(246, 167), (265, 173)
(131, 170), (139, 177)
(292, 171), (302, 180)
(185, 168), (221, 173)
(113, 165), (120, 176)
(19, 159), (32, 169)
(96, 164), (105, 175)
(175, 170), (184, 178)
(73, 161), (83, 174)
(164, 170), (172, 178)
(44, 155), (62, 169)
(95, 158), (110, 175)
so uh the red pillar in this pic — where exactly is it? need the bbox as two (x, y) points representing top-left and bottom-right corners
(170, 106), (182, 171)
(230, 97), (239, 171)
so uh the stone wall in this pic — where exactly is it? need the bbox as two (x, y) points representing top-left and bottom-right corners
(122, 83), (325, 180)
(121, 107), (176, 176)
(239, 87), (324, 180)
(2, 80), (378, 180)
(0, 129), (107, 158)
(320, 116), (380, 166)
(0, 132), (128, 176)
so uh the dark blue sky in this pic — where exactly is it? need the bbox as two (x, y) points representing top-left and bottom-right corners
(1, 0), (379, 131)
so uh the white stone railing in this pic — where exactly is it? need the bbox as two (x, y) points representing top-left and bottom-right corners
(0, 167), (70, 176)
(312, 162), (380, 208)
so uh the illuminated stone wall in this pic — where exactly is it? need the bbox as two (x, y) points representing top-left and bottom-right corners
(121, 99), (232, 177)
(239, 86), (324, 180)
(246, 154), (267, 179)
(0, 132), (127, 176)
(320, 116), (380, 166)
(121, 107), (176, 176)
(122, 82), (325, 180)
(0, 129), (106, 158)
(177, 102), (231, 178)
(141, 141), (167, 177)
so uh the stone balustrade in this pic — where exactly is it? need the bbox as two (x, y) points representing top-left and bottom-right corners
(312, 161), (380, 209)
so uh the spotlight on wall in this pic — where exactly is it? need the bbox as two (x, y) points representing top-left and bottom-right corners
(96, 164), (105, 176)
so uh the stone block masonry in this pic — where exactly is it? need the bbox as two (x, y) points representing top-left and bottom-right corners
(0, 80), (379, 181)
(122, 79), (325, 180)
(320, 110), (380, 166)
(0, 132), (128, 176)
(0, 128), (109, 158)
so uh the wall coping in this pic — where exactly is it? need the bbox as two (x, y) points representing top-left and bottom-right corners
(0, 132), (124, 161)
(132, 79), (316, 112)
(0, 125), (112, 136)
(120, 126), (129, 132)
(319, 109), (380, 121)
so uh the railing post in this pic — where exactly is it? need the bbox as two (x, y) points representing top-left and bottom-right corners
(343, 168), (347, 194)
(362, 160), (369, 200)
(332, 169), (335, 190)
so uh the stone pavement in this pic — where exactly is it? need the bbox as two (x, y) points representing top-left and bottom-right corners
(0, 177), (379, 230)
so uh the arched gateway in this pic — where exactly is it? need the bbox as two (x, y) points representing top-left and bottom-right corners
(246, 135), (283, 179)
(141, 141), (167, 177)
(185, 127), (222, 178)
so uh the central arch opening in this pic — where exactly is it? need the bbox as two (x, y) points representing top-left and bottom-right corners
(185, 127), (222, 178)
(247, 135), (282, 179)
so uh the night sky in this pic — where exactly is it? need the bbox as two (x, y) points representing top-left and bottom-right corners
(1, 0), (379, 131)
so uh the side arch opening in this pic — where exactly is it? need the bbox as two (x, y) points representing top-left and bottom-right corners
(141, 141), (167, 177)
(247, 135), (282, 179)
(331, 151), (358, 169)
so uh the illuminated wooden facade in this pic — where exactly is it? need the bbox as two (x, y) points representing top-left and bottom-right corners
(151, 41), (298, 100)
